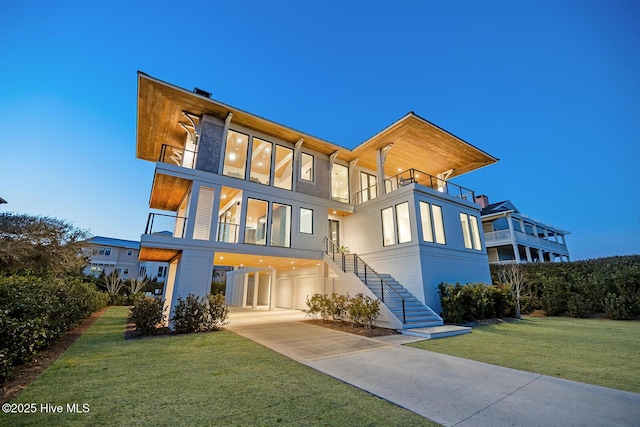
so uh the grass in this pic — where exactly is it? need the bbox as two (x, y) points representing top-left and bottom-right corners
(407, 316), (640, 393)
(2, 307), (435, 427)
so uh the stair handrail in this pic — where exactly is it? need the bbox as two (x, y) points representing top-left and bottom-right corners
(324, 238), (406, 323)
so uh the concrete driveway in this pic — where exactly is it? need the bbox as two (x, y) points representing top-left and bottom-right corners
(227, 307), (640, 427)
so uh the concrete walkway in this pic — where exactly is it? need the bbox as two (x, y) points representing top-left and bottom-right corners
(227, 308), (640, 427)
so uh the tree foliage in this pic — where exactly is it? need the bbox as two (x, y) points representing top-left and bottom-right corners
(0, 212), (90, 275)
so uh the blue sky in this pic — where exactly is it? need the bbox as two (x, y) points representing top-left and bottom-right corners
(1, 0), (638, 260)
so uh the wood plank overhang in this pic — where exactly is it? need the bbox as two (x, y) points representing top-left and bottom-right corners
(149, 173), (192, 211)
(213, 252), (321, 271)
(139, 247), (181, 262)
(137, 72), (498, 179)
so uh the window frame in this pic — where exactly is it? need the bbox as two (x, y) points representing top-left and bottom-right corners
(381, 206), (396, 247)
(270, 202), (292, 248)
(299, 207), (314, 234)
(395, 202), (412, 244)
(300, 152), (315, 182)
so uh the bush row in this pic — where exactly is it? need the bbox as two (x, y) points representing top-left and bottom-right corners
(438, 283), (515, 324)
(491, 256), (640, 319)
(305, 293), (381, 329)
(0, 275), (108, 382)
(128, 293), (230, 336)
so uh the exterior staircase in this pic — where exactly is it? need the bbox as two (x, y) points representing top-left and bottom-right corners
(325, 238), (452, 331)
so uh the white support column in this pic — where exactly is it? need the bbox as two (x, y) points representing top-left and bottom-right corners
(507, 214), (521, 262)
(525, 246), (533, 262)
(376, 143), (393, 195)
(242, 273), (249, 308)
(537, 248), (544, 263)
(251, 271), (259, 309)
(269, 267), (277, 310)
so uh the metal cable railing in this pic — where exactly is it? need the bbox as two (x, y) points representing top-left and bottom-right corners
(324, 238), (406, 323)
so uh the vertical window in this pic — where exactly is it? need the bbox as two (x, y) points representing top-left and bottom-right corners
(249, 138), (272, 185)
(396, 202), (412, 243)
(360, 171), (377, 203)
(127, 249), (133, 256)
(331, 163), (349, 203)
(223, 130), (249, 179)
(274, 145), (293, 190)
(300, 153), (314, 181)
(470, 215), (482, 250)
(300, 208), (313, 234)
(432, 205), (446, 244)
(139, 266), (146, 277)
(460, 213), (472, 249)
(381, 207), (395, 246)
(123, 268), (129, 275)
(328, 219), (340, 246)
(419, 201), (434, 242)
(461, 213), (482, 250)
(244, 198), (269, 245)
(157, 266), (164, 277)
(271, 203), (291, 247)
(218, 202), (239, 243)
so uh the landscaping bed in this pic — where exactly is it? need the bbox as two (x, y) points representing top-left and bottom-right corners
(302, 319), (399, 337)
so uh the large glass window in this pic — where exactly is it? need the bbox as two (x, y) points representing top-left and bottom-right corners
(331, 163), (349, 203)
(360, 171), (377, 203)
(381, 207), (395, 246)
(300, 153), (314, 181)
(470, 215), (482, 250)
(217, 200), (240, 243)
(249, 138), (272, 185)
(432, 205), (446, 244)
(274, 145), (293, 190)
(300, 208), (313, 234)
(396, 202), (412, 244)
(223, 130), (249, 179)
(244, 198), (268, 245)
(419, 201), (434, 242)
(271, 203), (291, 247)
(460, 213), (472, 249)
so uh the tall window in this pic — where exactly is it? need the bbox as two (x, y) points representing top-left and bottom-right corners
(381, 207), (395, 246)
(420, 201), (446, 245)
(360, 171), (377, 203)
(249, 138), (272, 185)
(300, 153), (314, 181)
(331, 163), (349, 203)
(244, 198), (268, 245)
(419, 201), (434, 242)
(432, 205), (446, 244)
(396, 202), (412, 243)
(460, 213), (482, 250)
(300, 208), (313, 234)
(223, 130), (249, 179)
(274, 145), (293, 190)
(218, 201), (240, 243)
(271, 203), (291, 247)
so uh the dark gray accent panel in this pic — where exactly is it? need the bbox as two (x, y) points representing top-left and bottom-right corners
(196, 120), (225, 174)
(296, 156), (330, 199)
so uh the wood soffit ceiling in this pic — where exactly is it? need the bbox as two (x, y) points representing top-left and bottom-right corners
(213, 252), (321, 271)
(139, 247), (180, 263)
(137, 73), (498, 178)
(149, 173), (192, 211)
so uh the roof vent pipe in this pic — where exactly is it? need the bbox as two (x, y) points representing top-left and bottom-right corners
(193, 87), (212, 98)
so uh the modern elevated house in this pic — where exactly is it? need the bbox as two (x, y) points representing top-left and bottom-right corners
(477, 196), (571, 264)
(136, 72), (498, 330)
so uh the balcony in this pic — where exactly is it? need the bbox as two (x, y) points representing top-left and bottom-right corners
(159, 144), (197, 169)
(144, 213), (188, 238)
(485, 229), (568, 254)
(354, 168), (475, 205)
(216, 222), (240, 243)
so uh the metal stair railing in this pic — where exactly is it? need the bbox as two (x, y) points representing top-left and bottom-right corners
(324, 238), (406, 323)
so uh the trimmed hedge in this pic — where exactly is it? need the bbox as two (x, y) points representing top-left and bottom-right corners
(438, 283), (515, 324)
(0, 275), (108, 382)
(491, 255), (640, 319)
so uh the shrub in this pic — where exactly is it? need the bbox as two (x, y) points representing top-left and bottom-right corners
(206, 293), (229, 331)
(567, 291), (593, 318)
(438, 282), (515, 323)
(171, 293), (230, 334)
(128, 297), (166, 336)
(347, 293), (380, 329)
(327, 293), (349, 320)
(305, 294), (327, 320)
(172, 294), (210, 334)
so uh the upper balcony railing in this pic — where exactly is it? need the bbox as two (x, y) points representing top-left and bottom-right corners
(144, 213), (188, 238)
(159, 144), (197, 169)
(484, 229), (568, 253)
(353, 168), (475, 205)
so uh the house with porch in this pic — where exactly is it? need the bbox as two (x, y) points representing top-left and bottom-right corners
(135, 72), (498, 330)
(477, 196), (570, 264)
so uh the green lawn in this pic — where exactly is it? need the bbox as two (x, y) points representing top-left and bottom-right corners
(407, 316), (640, 393)
(2, 307), (435, 427)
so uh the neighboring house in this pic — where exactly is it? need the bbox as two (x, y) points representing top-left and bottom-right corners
(84, 236), (169, 283)
(477, 196), (570, 264)
(135, 72), (499, 330)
